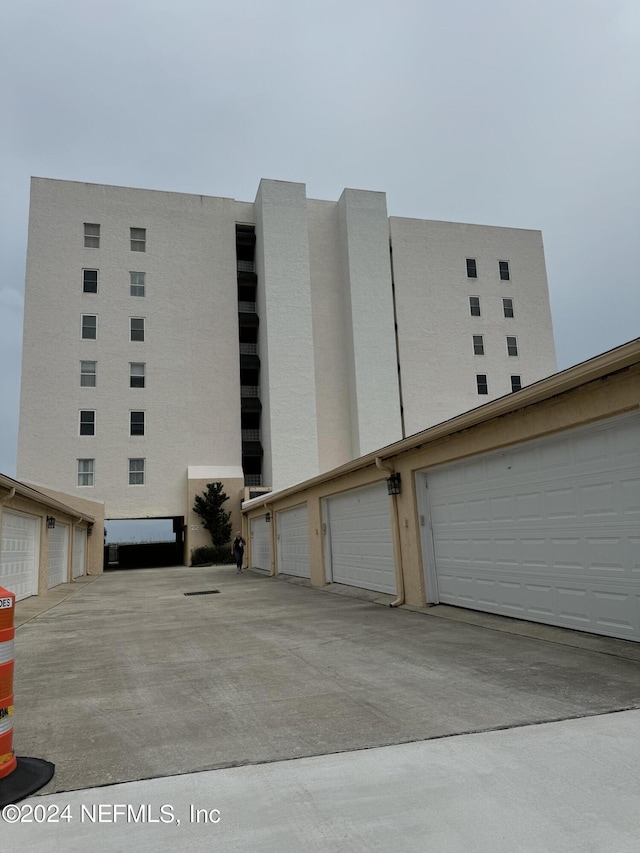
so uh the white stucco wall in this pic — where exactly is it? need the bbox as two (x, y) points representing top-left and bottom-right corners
(18, 178), (242, 517)
(337, 189), (403, 456)
(254, 180), (319, 491)
(390, 217), (557, 435)
(307, 199), (353, 471)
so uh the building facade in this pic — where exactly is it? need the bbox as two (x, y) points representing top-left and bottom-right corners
(17, 177), (556, 558)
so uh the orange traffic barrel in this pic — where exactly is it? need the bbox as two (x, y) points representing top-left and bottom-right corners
(0, 588), (16, 779)
(0, 585), (55, 805)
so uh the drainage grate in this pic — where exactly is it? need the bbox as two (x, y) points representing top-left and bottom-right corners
(184, 589), (220, 596)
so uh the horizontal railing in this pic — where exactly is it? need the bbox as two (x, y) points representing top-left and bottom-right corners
(241, 385), (259, 397)
(238, 301), (256, 313)
(242, 429), (261, 441)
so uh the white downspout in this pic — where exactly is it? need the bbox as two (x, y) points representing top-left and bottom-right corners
(375, 458), (405, 608)
(264, 501), (277, 577)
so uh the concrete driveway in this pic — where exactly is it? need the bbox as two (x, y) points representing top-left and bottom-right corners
(12, 566), (640, 795)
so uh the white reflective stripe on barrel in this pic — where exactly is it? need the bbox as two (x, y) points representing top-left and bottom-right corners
(0, 640), (14, 665)
(0, 706), (14, 736)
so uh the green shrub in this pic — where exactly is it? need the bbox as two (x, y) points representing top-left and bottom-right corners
(191, 546), (235, 566)
(192, 483), (233, 548)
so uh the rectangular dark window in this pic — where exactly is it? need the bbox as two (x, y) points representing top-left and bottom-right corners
(79, 410), (95, 436)
(82, 269), (98, 294)
(503, 297), (514, 318)
(129, 458), (145, 485)
(507, 336), (518, 356)
(469, 296), (481, 317)
(78, 458), (94, 486)
(130, 271), (145, 296)
(130, 318), (145, 341)
(81, 314), (97, 340)
(499, 260), (510, 281)
(130, 363), (145, 388)
(80, 360), (96, 387)
(466, 258), (477, 278)
(476, 374), (488, 395)
(84, 223), (100, 248)
(473, 335), (484, 355)
(511, 375), (522, 392)
(130, 411), (145, 436)
(130, 228), (146, 252)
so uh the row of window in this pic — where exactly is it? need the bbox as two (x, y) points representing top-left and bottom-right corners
(466, 259), (510, 280)
(79, 411), (145, 436)
(81, 315), (145, 340)
(84, 224), (146, 252)
(470, 296), (514, 318)
(477, 374), (522, 395)
(80, 361), (145, 387)
(83, 270), (146, 296)
(78, 458), (144, 486)
(472, 336), (519, 357)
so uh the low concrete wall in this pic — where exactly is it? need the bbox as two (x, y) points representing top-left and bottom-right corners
(116, 542), (181, 569)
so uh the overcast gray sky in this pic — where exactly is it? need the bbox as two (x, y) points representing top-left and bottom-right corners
(1, 0), (639, 476)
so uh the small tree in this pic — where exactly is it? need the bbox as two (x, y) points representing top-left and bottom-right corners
(193, 482), (233, 548)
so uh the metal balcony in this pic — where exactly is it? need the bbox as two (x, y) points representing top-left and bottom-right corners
(236, 228), (256, 246)
(242, 441), (263, 458)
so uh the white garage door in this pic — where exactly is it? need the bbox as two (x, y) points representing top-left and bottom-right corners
(72, 528), (86, 579)
(324, 483), (396, 595)
(48, 523), (69, 589)
(277, 505), (310, 578)
(420, 412), (640, 642)
(250, 517), (271, 571)
(0, 510), (40, 601)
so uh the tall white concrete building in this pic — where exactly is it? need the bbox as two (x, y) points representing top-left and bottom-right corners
(17, 177), (556, 556)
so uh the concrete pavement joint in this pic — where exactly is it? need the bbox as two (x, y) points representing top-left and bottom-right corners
(24, 705), (640, 801)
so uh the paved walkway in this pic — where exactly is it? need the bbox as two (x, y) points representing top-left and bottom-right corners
(4, 710), (640, 852)
(4, 566), (640, 849)
(10, 566), (640, 794)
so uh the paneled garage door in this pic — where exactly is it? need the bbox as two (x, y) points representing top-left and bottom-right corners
(420, 412), (640, 641)
(250, 516), (271, 571)
(0, 510), (40, 601)
(324, 483), (396, 595)
(277, 505), (310, 578)
(48, 523), (69, 589)
(72, 528), (86, 579)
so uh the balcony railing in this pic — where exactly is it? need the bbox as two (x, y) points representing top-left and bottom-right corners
(241, 385), (259, 397)
(237, 260), (255, 272)
(242, 429), (261, 441)
(238, 301), (256, 313)
(239, 342), (258, 355)
(244, 474), (262, 486)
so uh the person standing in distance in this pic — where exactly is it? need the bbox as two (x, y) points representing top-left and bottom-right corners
(232, 531), (245, 574)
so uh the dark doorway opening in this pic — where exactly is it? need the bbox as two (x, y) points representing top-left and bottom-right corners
(103, 517), (185, 570)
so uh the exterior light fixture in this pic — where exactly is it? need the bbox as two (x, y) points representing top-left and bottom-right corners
(265, 512), (271, 523)
(46, 516), (56, 529)
(386, 473), (402, 496)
